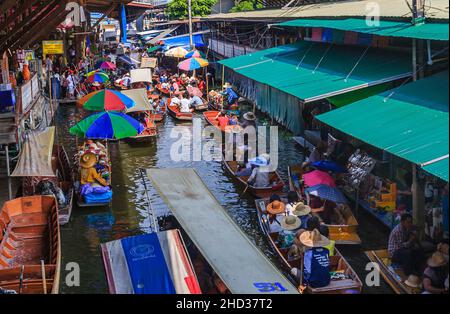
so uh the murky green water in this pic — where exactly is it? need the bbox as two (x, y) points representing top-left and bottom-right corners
(56, 102), (393, 294)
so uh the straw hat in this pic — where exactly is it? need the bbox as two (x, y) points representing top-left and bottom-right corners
(427, 252), (448, 268)
(404, 275), (421, 289)
(292, 202), (311, 217)
(92, 82), (100, 87)
(299, 229), (330, 248)
(281, 215), (301, 231)
(266, 200), (286, 215)
(243, 112), (256, 121)
(80, 152), (98, 169)
(223, 82), (233, 89)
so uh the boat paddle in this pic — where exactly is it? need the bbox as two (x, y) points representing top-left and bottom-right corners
(18, 265), (24, 294)
(41, 260), (47, 294)
(240, 183), (250, 198)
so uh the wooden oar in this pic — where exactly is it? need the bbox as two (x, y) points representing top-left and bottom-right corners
(41, 260), (47, 294)
(240, 183), (250, 198)
(18, 265), (24, 294)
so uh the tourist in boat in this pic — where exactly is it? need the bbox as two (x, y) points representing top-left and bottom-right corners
(216, 111), (229, 128)
(404, 275), (422, 294)
(422, 251), (449, 294)
(286, 191), (301, 216)
(247, 157), (270, 188)
(179, 92), (193, 113)
(292, 202), (313, 230)
(279, 215), (302, 249)
(298, 229), (332, 288)
(318, 224), (335, 257)
(241, 112), (256, 129)
(265, 194), (287, 233)
(388, 213), (426, 276)
(188, 93), (203, 109)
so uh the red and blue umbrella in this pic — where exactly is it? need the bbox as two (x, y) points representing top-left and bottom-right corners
(69, 112), (144, 140)
(86, 70), (109, 84)
(178, 57), (209, 71)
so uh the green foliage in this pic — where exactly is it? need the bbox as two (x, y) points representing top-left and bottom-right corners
(230, 0), (263, 13)
(166, 0), (217, 20)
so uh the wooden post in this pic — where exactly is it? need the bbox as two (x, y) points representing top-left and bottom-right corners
(412, 164), (425, 230)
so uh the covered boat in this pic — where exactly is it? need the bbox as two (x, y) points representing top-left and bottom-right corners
(0, 196), (61, 294)
(255, 199), (362, 294)
(146, 168), (298, 294)
(11, 127), (74, 225)
(101, 230), (201, 294)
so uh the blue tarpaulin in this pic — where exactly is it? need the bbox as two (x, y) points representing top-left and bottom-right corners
(120, 4), (127, 43)
(162, 34), (204, 50)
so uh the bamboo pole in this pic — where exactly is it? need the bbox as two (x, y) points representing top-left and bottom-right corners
(41, 260), (47, 294)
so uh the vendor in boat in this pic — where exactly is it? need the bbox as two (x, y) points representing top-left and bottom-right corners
(241, 112), (256, 129)
(422, 251), (449, 294)
(279, 215), (302, 249)
(80, 152), (108, 187)
(295, 229), (332, 289)
(216, 111), (229, 128)
(388, 213), (426, 276)
(179, 92), (193, 113)
(265, 194), (287, 233)
(247, 156), (270, 188)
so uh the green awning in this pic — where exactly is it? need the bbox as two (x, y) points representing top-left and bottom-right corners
(219, 41), (412, 103)
(277, 18), (449, 41)
(147, 45), (162, 53)
(327, 82), (393, 108)
(317, 71), (449, 182)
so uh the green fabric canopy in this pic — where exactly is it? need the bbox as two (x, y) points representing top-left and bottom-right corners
(317, 71), (449, 182)
(219, 41), (412, 103)
(277, 18), (449, 41)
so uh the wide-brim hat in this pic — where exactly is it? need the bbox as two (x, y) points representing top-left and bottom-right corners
(223, 82), (233, 89)
(80, 152), (98, 169)
(427, 252), (448, 267)
(281, 215), (301, 231)
(404, 275), (421, 288)
(243, 112), (256, 121)
(249, 156), (268, 167)
(299, 229), (330, 248)
(266, 200), (286, 215)
(292, 202), (311, 217)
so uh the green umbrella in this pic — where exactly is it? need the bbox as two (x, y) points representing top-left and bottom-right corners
(147, 45), (162, 54)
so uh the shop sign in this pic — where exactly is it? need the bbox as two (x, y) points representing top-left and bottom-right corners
(141, 57), (157, 69)
(25, 50), (35, 61)
(21, 81), (33, 113)
(31, 74), (39, 99)
(43, 40), (64, 55)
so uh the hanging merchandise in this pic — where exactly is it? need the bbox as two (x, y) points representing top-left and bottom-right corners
(345, 149), (376, 188)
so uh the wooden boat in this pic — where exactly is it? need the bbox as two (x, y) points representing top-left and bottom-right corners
(22, 145), (74, 226)
(223, 156), (285, 198)
(126, 115), (158, 143)
(365, 249), (416, 294)
(0, 196), (61, 294)
(288, 165), (361, 245)
(76, 141), (112, 207)
(166, 99), (193, 121)
(193, 98), (209, 112)
(203, 111), (243, 133)
(255, 198), (362, 294)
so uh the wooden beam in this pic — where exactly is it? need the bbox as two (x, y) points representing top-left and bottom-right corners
(0, 0), (59, 51)
(0, 0), (41, 32)
(8, 1), (66, 51)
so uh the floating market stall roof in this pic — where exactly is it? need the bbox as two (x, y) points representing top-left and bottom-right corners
(316, 71), (449, 182)
(219, 41), (412, 103)
(122, 88), (154, 113)
(146, 168), (299, 294)
(161, 32), (207, 50)
(11, 127), (56, 177)
(101, 230), (201, 294)
(277, 18), (449, 41)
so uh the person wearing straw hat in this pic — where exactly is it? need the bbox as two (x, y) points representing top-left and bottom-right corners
(265, 194), (287, 233)
(80, 153), (108, 187)
(422, 251), (449, 294)
(298, 229), (331, 288)
(241, 112), (256, 129)
(404, 275), (422, 294)
(279, 215), (302, 249)
(247, 156), (270, 188)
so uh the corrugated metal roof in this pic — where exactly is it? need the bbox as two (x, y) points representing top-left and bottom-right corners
(146, 168), (299, 294)
(277, 18), (449, 41)
(204, 0), (449, 21)
(317, 71), (449, 182)
(219, 41), (412, 103)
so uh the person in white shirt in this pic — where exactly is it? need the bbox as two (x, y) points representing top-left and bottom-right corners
(171, 95), (181, 106)
(179, 93), (191, 113)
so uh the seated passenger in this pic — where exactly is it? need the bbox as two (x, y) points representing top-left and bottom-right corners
(247, 157), (270, 188)
(188, 93), (204, 108)
(216, 111), (229, 128)
(265, 195), (287, 234)
(422, 251), (448, 294)
(179, 92), (192, 113)
(279, 215), (302, 249)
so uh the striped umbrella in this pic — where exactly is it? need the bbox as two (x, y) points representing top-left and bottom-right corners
(178, 57), (209, 71)
(69, 112), (144, 140)
(86, 70), (109, 84)
(165, 47), (189, 58)
(185, 50), (206, 59)
(79, 89), (135, 111)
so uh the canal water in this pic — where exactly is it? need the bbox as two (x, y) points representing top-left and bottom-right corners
(56, 102), (393, 294)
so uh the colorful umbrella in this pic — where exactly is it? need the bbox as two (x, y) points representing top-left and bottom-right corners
(87, 70), (109, 84)
(69, 112), (144, 140)
(303, 170), (336, 188)
(178, 57), (209, 71)
(165, 47), (189, 58)
(77, 90), (102, 107)
(312, 160), (347, 173)
(305, 184), (347, 204)
(185, 50), (206, 59)
(100, 61), (116, 70)
(79, 89), (135, 111)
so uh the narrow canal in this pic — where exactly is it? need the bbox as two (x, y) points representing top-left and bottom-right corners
(56, 102), (393, 294)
